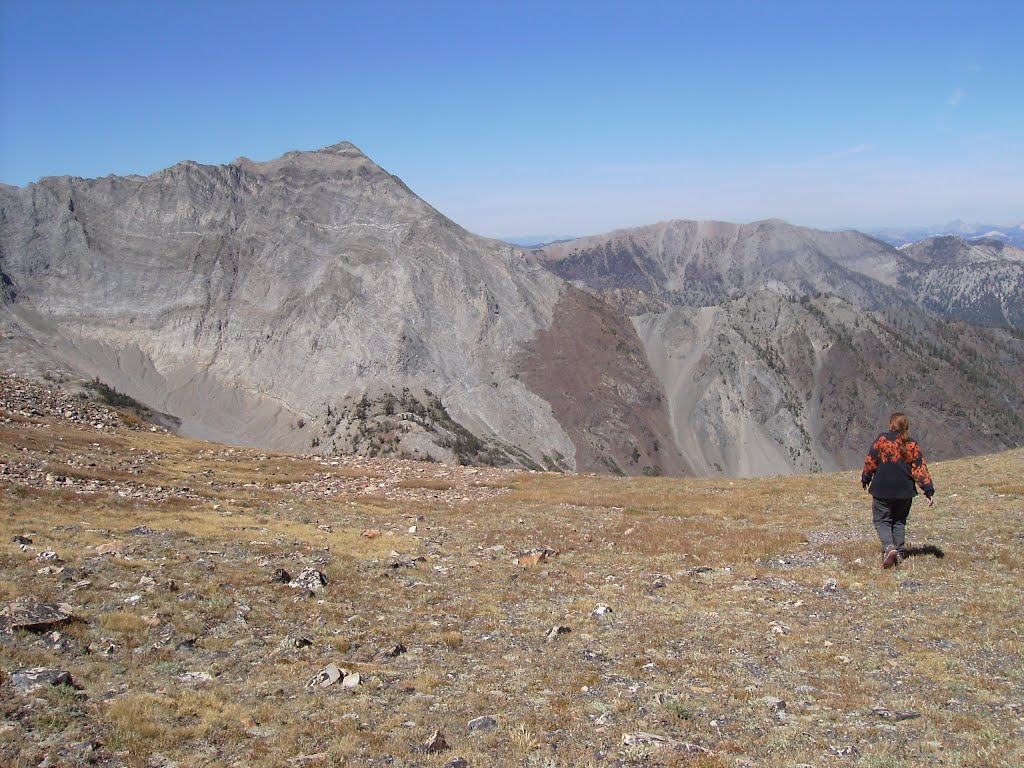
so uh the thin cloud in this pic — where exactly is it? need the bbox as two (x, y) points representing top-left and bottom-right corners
(960, 129), (1024, 145)
(938, 88), (967, 128)
(797, 143), (874, 167)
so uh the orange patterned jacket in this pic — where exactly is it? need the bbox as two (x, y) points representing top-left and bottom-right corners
(861, 431), (934, 499)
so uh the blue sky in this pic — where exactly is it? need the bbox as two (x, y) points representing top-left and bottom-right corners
(1, 0), (1021, 237)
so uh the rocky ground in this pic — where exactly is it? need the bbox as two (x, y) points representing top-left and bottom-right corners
(1, 373), (1022, 767)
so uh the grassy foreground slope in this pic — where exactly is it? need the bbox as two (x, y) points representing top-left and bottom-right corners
(1, 382), (1022, 767)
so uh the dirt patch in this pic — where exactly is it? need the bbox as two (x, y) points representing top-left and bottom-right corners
(519, 287), (685, 476)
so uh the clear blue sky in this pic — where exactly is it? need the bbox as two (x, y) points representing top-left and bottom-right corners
(2, 0), (1021, 237)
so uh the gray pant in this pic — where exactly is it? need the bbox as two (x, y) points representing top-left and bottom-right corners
(872, 497), (913, 553)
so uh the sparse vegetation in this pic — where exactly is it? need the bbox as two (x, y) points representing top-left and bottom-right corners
(85, 378), (145, 412)
(313, 387), (527, 468)
(1, 381), (1023, 767)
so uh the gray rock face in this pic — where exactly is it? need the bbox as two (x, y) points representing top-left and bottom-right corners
(539, 221), (1024, 475)
(0, 142), (575, 467)
(633, 291), (1024, 475)
(535, 218), (906, 309)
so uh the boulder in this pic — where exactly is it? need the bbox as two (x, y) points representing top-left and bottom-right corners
(11, 667), (74, 690)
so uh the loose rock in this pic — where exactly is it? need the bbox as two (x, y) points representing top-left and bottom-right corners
(178, 671), (214, 683)
(308, 663), (342, 688)
(621, 733), (709, 754)
(758, 695), (788, 723)
(871, 706), (922, 722)
(12, 668), (74, 690)
(545, 625), (571, 641)
(96, 541), (130, 556)
(467, 715), (497, 733)
(0, 598), (73, 634)
(289, 568), (328, 593)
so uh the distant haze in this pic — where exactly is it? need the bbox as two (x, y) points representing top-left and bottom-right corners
(499, 235), (578, 247)
(1, 2), (1022, 236)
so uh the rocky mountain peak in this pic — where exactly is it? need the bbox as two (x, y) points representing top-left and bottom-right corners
(315, 140), (368, 156)
(227, 141), (386, 183)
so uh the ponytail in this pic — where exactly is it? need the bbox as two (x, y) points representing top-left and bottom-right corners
(889, 412), (913, 462)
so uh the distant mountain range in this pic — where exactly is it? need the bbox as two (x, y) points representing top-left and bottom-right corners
(2, 144), (1022, 477)
(500, 234), (578, 248)
(866, 220), (1024, 248)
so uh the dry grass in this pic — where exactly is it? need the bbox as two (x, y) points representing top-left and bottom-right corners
(2, 409), (1023, 767)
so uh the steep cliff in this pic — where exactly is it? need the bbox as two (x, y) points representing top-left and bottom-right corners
(0, 143), (578, 466)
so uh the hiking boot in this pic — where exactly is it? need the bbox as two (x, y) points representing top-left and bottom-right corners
(882, 548), (899, 569)
(896, 550), (906, 564)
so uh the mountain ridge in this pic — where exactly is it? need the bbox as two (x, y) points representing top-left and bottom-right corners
(2, 142), (1023, 476)
(0, 142), (580, 468)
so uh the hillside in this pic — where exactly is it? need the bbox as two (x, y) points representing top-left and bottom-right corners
(3, 145), (1023, 478)
(0, 143), (611, 473)
(536, 221), (1024, 475)
(2, 375), (1023, 767)
(899, 236), (1024, 328)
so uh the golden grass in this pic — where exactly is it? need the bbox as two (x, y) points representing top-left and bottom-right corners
(97, 612), (154, 634)
(2, 409), (1024, 768)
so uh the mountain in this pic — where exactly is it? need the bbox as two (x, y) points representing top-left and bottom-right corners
(0, 142), (680, 474)
(3, 145), (1023, 477)
(898, 236), (1024, 327)
(868, 220), (1024, 248)
(534, 219), (906, 309)
(535, 219), (1024, 329)
(536, 220), (1024, 474)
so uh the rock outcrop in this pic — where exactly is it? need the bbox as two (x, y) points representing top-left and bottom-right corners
(0, 143), (579, 468)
